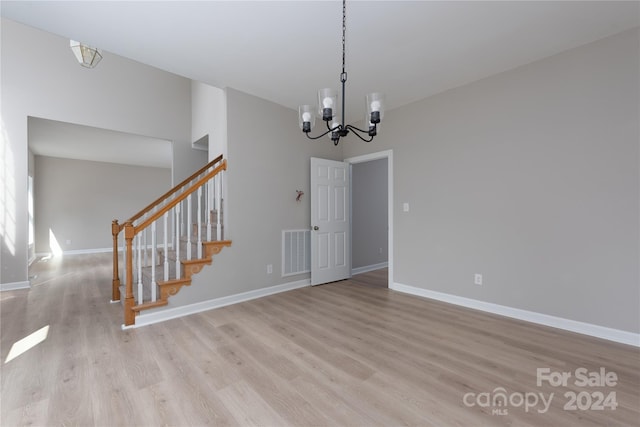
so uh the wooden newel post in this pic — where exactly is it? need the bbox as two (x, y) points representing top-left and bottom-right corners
(111, 220), (121, 301)
(124, 222), (136, 326)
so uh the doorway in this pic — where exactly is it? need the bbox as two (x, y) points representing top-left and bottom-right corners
(346, 150), (393, 288)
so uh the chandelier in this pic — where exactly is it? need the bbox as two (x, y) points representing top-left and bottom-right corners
(70, 40), (103, 68)
(298, 0), (385, 146)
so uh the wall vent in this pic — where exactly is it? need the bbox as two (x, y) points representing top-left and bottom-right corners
(282, 229), (311, 277)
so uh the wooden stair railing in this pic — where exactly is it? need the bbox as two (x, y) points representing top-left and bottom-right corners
(111, 154), (223, 301)
(111, 155), (230, 327)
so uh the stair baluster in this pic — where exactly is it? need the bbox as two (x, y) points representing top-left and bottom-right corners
(143, 215), (148, 268)
(137, 233), (143, 305)
(207, 180), (212, 241)
(163, 212), (169, 281)
(175, 203), (181, 279)
(197, 186), (203, 258)
(216, 173), (222, 241)
(187, 193), (192, 260)
(151, 221), (157, 302)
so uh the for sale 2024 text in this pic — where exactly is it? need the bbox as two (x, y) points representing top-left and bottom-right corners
(537, 367), (618, 411)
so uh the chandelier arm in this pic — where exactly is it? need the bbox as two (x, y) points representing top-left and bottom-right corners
(305, 122), (341, 140)
(345, 125), (374, 142)
(345, 124), (371, 134)
(305, 129), (333, 140)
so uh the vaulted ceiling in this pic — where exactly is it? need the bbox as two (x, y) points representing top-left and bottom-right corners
(3, 1), (638, 123)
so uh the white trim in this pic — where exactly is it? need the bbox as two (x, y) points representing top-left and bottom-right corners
(1, 280), (31, 291)
(345, 149), (393, 289)
(352, 262), (388, 276)
(64, 247), (112, 255)
(36, 243), (174, 258)
(125, 279), (310, 329)
(36, 247), (111, 257)
(391, 282), (640, 347)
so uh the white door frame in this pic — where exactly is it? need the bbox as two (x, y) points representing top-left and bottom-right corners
(344, 150), (393, 289)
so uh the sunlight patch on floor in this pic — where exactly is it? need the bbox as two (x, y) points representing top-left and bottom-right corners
(4, 325), (50, 363)
(48, 229), (63, 258)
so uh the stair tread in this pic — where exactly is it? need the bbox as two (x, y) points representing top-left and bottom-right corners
(132, 299), (168, 312)
(158, 277), (192, 286)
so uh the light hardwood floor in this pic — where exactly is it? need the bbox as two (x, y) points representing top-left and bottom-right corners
(1, 254), (638, 426)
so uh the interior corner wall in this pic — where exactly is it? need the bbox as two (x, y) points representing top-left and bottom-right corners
(1, 18), (194, 285)
(34, 156), (171, 253)
(27, 149), (36, 264)
(343, 28), (640, 333)
(161, 88), (343, 308)
(352, 158), (388, 269)
(191, 81), (227, 161)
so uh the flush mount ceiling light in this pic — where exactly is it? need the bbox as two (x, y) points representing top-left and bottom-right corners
(70, 40), (102, 68)
(298, 0), (385, 146)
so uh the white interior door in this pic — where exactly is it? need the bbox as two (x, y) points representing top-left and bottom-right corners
(310, 157), (351, 286)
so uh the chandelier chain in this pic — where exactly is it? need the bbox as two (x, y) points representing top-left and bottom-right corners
(341, 0), (347, 81)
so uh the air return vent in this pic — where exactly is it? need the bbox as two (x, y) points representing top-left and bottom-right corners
(282, 230), (311, 277)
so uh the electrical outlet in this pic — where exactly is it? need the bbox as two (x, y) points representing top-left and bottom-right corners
(403, 203), (410, 212)
(474, 274), (483, 285)
(267, 264), (273, 274)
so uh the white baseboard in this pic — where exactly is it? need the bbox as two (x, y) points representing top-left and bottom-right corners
(36, 247), (112, 257)
(391, 282), (640, 348)
(1, 280), (31, 291)
(36, 243), (175, 258)
(127, 279), (311, 329)
(64, 247), (112, 255)
(352, 262), (388, 276)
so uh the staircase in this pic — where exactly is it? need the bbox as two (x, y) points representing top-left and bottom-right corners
(111, 155), (231, 327)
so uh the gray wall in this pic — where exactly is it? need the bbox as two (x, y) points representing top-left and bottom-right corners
(352, 158), (388, 269)
(166, 88), (343, 307)
(343, 28), (639, 333)
(34, 156), (171, 253)
(1, 18), (198, 286)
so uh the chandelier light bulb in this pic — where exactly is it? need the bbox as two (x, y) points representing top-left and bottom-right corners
(299, 104), (316, 132)
(323, 97), (334, 109)
(370, 100), (381, 112)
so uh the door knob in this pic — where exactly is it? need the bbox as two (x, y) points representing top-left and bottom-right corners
(313, 226), (319, 231)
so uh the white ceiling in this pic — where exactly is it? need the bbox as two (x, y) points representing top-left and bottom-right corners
(3, 1), (639, 163)
(28, 118), (173, 169)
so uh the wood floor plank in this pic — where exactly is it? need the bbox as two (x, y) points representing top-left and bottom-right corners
(216, 380), (290, 427)
(1, 255), (638, 426)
